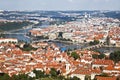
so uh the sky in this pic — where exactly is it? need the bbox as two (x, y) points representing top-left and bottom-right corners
(0, 0), (120, 11)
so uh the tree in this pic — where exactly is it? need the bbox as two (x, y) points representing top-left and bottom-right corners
(50, 68), (57, 77)
(11, 73), (29, 80)
(58, 75), (65, 80)
(11, 75), (19, 80)
(0, 73), (10, 80)
(89, 40), (99, 45)
(22, 43), (37, 51)
(33, 69), (45, 79)
(98, 53), (105, 59)
(28, 77), (35, 80)
(71, 52), (80, 60)
(99, 73), (109, 77)
(71, 76), (80, 80)
(67, 52), (70, 55)
(85, 75), (91, 80)
(92, 54), (98, 59)
(0, 21), (32, 31)
(110, 51), (120, 63)
(17, 74), (29, 80)
(92, 53), (105, 59)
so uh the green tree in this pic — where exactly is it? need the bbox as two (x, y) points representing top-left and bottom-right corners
(22, 43), (37, 51)
(28, 77), (35, 80)
(110, 51), (120, 63)
(11, 73), (29, 80)
(67, 52), (70, 55)
(92, 54), (98, 59)
(0, 21), (32, 31)
(11, 75), (19, 80)
(71, 52), (80, 60)
(85, 75), (91, 80)
(57, 75), (65, 80)
(100, 73), (109, 77)
(50, 68), (57, 77)
(98, 53), (105, 59)
(89, 40), (99, 45)
(0, 73), (10, 80)
(17, 74), (29, 80)
(33, 69), (45, 79)
(92, 54), (105, 59)
(71, 76), (80, 80)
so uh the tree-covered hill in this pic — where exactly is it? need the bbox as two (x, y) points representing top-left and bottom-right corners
(103, 11), (120, 20)
(0, 21), (32, 31)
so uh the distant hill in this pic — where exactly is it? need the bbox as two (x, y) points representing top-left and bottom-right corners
(0, 21), (32, 31)
(103, 11), (120, 20)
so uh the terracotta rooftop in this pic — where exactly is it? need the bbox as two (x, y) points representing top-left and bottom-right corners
(96, 76), (116, 80)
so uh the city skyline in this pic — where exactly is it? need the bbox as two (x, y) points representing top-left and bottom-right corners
(0, 0), (120, 11)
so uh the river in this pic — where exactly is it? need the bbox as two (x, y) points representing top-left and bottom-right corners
(92, 47), (120, 53)
(5, 28), (32, 43)
(4, 24), (49, 43)
(4, 25), (120, 53)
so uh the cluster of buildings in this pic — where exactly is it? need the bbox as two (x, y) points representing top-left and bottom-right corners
(0, 11), (120, 80)
(109, 26), (120, 46)
(0, 41), (120, 80)
(30, 17), (120, 46)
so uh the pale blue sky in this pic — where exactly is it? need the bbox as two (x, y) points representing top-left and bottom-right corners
(0, 0), (120, 11)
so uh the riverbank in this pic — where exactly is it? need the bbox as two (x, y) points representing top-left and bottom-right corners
(91, 46), (120, 53)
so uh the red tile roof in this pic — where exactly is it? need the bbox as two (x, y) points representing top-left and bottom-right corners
(96, 76), (116, 80)
(93, 59), (114, 65)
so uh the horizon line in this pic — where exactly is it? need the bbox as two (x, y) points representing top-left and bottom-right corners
(1, 9), (120, 12)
